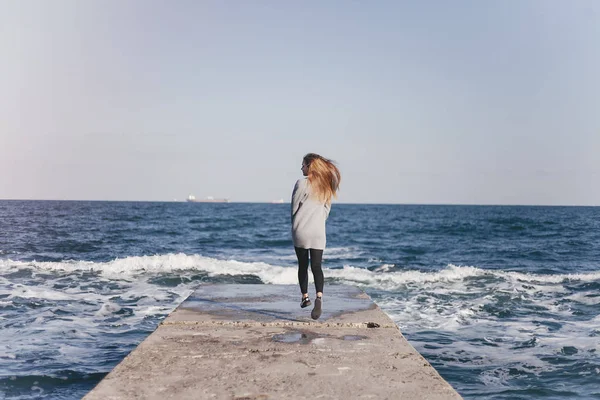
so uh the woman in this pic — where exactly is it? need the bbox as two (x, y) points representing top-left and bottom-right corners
(291, 153), (341, 320)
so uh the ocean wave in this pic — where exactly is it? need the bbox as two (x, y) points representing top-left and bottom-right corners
(2, 255), (600, 289)
(327, 264), (600, 292)
(0, 254), (297, 285)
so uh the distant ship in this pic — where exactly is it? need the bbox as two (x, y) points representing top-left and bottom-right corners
(186, 195), (230, 203)
(271, 199), (285, 204)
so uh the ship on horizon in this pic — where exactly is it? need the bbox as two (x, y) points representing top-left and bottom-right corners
(186, 194), (230, 203)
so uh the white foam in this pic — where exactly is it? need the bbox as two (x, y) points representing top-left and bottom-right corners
(564, 292), (600, 305)
(9, 284), (75, 301)
(495, 268), (600, 284)
(373, 264), (395, 272)
(95, 302), (122, 317)
(325, 264), (491, 291)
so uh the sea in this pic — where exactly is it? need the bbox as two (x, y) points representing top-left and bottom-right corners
(1, 200), (599, 399)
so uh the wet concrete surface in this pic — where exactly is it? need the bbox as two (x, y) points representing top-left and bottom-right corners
(174, 284), (381, 323)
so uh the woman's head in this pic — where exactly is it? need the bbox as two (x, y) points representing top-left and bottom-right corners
(302, 153), (341, 203)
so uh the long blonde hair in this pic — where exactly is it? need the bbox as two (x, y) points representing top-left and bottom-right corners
(304, 153), (341, 204)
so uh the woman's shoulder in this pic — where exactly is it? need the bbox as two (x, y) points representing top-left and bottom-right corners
(294, 178), (308, 188)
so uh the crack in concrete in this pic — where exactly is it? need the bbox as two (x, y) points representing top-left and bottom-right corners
(160, 320), (397, 329)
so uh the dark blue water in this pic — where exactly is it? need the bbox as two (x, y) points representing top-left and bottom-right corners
(1, 201), (600, 399)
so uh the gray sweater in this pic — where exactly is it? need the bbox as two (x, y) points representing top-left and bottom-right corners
(291, 178), (331, 250)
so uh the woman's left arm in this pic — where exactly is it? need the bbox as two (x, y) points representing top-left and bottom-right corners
(291, 179), (305, 220)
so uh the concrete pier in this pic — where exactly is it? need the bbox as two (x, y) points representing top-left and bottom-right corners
(84, 284), (462, 400)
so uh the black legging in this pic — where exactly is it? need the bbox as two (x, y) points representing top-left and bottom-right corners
(294, 247), (324, 295)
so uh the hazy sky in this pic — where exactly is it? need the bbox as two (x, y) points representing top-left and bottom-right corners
(1, 1), (599, 205)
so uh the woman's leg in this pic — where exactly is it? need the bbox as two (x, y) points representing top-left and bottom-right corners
(309, 249), (324, 296)
(294, 247), (310, 296)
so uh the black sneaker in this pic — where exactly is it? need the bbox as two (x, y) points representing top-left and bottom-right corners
(311, 297), (322, 320)
(301, 297), (311, 308)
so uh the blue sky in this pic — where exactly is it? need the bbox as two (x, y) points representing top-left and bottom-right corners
(1, 1), (599, 204)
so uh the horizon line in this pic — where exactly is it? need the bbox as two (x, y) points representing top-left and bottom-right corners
(0, 198), (598, 207)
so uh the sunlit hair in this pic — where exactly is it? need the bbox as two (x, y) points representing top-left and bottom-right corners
(303, 153), (341, 204)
